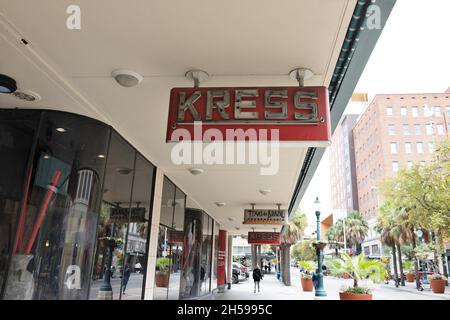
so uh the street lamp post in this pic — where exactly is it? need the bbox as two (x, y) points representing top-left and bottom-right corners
(314, 197), (327, 297)
(415, 229), (429, 285)
(98, 224), (115, 300)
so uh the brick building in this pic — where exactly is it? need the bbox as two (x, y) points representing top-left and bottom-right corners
(352, 93), (450, 257)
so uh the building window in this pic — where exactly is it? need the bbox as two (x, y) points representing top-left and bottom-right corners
(434, 106), (441, 116)
(407, 161), (413, 168)
(364, 246), (370, 256)
(437, 124), (444, 135)
(416, 142), (424, 153)
(429, 142), (435, 153)
(392, 161), (399, 172)
(403, 124), (409, 135)
(371, 245), (380, 255)
(412, 106), (419, 117)
(426, 124), (433, 135)
(419, 161), (426, 166)
(405, 142), (412, 153)
(386, 107), (393, 116)
(446, 106), (450, 116)
(388, 124), (395, 135)
(414, 124), (421, 135)
(400, 107), (407, 116)
(390, 142), (397, 154)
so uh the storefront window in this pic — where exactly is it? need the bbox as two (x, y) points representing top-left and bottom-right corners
(2, 111), (110, 300)
(0, 111), (40, 298)
(153, 177), (186, 300)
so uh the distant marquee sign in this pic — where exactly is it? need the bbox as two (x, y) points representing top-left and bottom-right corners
(243, 209), (288, 225)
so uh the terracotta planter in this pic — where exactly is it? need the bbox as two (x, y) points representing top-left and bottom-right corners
(342, 272), (350, 279)
(405, 273), (415, 283)
(339, 291), (373, 300)
(155, 273), (169, 287)
(301, 278), (314, 292)
(429, 279), (446, 294)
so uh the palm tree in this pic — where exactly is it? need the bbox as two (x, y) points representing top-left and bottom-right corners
(344, 212), (369, 254)
(281, 211), (307, 286)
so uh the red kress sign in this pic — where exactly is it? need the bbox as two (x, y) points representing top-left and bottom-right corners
(247, 232), (282, 245)
(166, 86), (331, 142)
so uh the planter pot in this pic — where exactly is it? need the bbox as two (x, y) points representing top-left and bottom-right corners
(300, 278), (314, 292)
(339, 291), (373, 300)
(155, 273), (169, 287)
(405, 273), (415, 283)
(429, 279), (446, 294)
(342, 272), (350, 279)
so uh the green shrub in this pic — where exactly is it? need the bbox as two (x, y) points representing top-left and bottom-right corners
(428, 273), (447, 280)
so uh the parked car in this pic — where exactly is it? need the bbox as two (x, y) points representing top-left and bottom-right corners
(233, 263), (249, 279)
(232, 264), (247, 284)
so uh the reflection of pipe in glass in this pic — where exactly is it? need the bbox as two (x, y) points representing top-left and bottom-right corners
(24, 170), (61, 254)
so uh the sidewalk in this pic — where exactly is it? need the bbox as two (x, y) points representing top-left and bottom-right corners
(209, 268), (450, 300)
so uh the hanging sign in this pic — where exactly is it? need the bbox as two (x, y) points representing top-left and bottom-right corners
(242, 209), (288, 225)
(109, 207), (146, 224)
(247, 232), (282, 245)
(167, 230), (184, 244)
(166, 86), (330, 142)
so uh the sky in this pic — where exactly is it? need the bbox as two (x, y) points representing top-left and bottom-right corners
(299, 0), (450, 234)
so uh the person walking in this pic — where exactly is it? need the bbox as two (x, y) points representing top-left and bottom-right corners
(121, 264), (131, 295)
(252, 265), (263, 293)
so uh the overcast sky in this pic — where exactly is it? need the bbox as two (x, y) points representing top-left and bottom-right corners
(299, 0), (450, 234)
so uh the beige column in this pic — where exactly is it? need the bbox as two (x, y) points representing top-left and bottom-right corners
(143, 168), (164, 300)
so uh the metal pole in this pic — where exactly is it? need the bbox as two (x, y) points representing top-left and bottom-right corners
(315, 210), (327, 297)
(343, 218), (347, 254)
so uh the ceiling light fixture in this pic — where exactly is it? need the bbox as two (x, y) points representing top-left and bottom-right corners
(227, 217), (234, 221)
(0, 74), (17, 94)
(259, 189), (271, 195)
(97, 154), (105, 159)
(56, 127), (67, 133)
(215, 202), (226, 207)
(111, 69), (143, 87)
(188, 168), (204, 176)
(116, 167), (133, 175)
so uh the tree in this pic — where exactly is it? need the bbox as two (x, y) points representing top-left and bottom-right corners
(291, 240), (316, 262)
(381, 139), (450, 244)
(345, 211), (369, 254)
(281, 210), (308, 286)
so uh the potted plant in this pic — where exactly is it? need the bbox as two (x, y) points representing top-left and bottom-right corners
(155, 257), (170, 287)
(339, 253), (385, 300)
(428, 274), (447, 294)
(298, 261), (316, 292)
(403, 260), (415, 282)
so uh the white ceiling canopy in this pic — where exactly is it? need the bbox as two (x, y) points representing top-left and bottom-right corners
(0, 0), (357, 234)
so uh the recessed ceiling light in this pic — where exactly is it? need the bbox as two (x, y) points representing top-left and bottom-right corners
(12, 89), (41, 101)
(43, 154), (50, 159)
(235, 227), (240, 230)
(111, 69), (143, 87)
(215, 202), (226, 207)
(227, 217), (234, 221)
(259, 189), (271, 195)
(0, 74), (17, 94)
(188, 168), (204, 175)
(97, 154), (105, 159)
(56, 127), (67, 133)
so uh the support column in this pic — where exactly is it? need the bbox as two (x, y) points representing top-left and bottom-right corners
(143, 168), (164, 300)
(217, 230), (227, 293)
(226, 235), (233, 288)
(251, 244), (257, 269)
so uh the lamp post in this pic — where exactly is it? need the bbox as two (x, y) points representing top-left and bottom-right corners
(415, 229), (429, 285)
(314, 197), (327, 297)
(98, 224), (115, 300)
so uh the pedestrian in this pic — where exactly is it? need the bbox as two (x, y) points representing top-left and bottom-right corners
(252, 265), (263, 293)
(312, 270), (318, 289)
(268, 263), (271, 273)
(122, 264), (131, 295)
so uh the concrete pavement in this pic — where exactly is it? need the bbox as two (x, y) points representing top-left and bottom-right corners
(210, 268), (450, 300)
